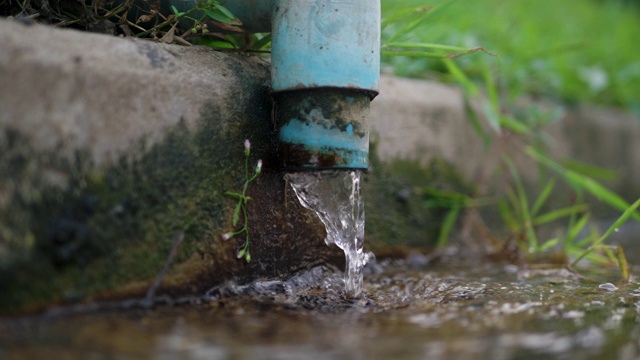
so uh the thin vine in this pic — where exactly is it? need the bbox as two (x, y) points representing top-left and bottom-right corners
(221, 139), (262, 262)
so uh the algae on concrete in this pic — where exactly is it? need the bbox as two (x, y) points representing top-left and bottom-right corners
(0, 19), (476, 313)
(0, 111), (471, 313)
(364, 142), (475, 250)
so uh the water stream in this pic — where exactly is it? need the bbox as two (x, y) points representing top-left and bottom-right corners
(286, 170), (369, 297)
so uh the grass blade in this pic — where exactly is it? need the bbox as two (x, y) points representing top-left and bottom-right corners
(381, 50), (449, 59)
(384, 42), (471, 52)
(499, 115), (530, 134)
(214, 4), (236, 20)
(526, 146), (640, 221)
(385, 0), (456, 43)
(615, 246), (630, 281)
(443, 58), (479, 96)
(562, 159), (618, 182)
(571, 198), (640, 267)
(539, 238), (560, 252)
(462, 97), (491, 148)
(498, 199), (520, 232)
(531, 178), (555, 217)
(232, 202), (242, 226)
(251, 33), (272, 50)
(482, 101), (501, 133)
(482, 65), (501, 133)
(563, 212), (590, 246)
(533, 204), (589, 226)
(381, 6), (433, 29)
(504, 157), (538, 252)
(437, 206), (461, 248)
(383, 43), (497, 59)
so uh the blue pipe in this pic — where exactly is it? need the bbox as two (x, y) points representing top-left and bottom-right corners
(270, 0), (379, 170)
(176, 0), (380, 170)
(270, 0), (380, 93)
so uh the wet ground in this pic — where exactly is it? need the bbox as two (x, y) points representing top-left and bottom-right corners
(1, 252), (639, 360)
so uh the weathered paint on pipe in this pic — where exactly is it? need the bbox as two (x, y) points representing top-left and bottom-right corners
(275, 89), (369, 170)
(271, 0), (379, 170)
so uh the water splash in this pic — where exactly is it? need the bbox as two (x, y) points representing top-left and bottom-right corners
(286, 170), (368, 297)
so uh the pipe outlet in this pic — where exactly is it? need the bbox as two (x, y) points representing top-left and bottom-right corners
(174, 0), (381, 170)
(271, 0), (380, 171)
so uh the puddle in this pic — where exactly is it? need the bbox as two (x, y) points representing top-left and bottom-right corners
(2, 258), (639, 359)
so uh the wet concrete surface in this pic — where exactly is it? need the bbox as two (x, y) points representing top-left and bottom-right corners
(1, 255), (639, 360)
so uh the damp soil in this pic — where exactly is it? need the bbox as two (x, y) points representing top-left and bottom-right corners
(1, 253), (639, 360)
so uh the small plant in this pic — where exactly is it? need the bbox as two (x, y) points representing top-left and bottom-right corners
(131, 0), (245, 46)
(381, 1), (496, 60)
(384, 2), (640, 280)
(221, 139), (262, 262)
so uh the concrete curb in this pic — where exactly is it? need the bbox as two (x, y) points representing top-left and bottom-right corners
(2, 18), (639, 311)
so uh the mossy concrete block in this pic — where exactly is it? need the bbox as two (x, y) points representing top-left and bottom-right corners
(370, 76), (640, 212)
(370, 76), (484, 180)
(6, 17), (638, 313)
(0, 19), (339, 313)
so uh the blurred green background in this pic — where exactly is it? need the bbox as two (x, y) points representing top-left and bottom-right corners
(381, 0), (640, 112)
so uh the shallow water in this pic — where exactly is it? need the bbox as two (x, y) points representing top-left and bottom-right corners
(2, 257), (639, 360)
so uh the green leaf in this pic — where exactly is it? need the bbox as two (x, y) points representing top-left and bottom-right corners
(615, 246), (630, 281)
(499, 115), (530, 134)
(422, 187), (470, 204)
(383, 43), (497, 59)
(498, 199), (520, 232)
(563, 212), (590, 245)
(205, 8), (233, 24)
(574, 224), (599, 247)
(214, 4), (236, 19)
(602, 245), (617, 264)
(526, 146), (640, 221)
(225, 191), (243, 200)
(482, 66), (501, 133)
(571, 198), (640, 267)
(562, 159), (618, 182)
(171, 5), (181, 15)
(533, 204), (589, 226)
(504, 157), (538, 252)
(385, 0), (456, 43)
(567, 244), (609, 265)
(381, 5), (433, 29)
(251, 33), (272, 50)
(505, 188), (521, 222)
(381, 50), (449, 59)
(443, 58), (479, 96)
(482, 101), (501, 133)
(384, 42), (471, 52)
(462, 97), (491, 148)
(531, 178), (555, 217)
(232, 202), (242, 226)
(437, 206), (461, 248)
(539, 238), (560, 252)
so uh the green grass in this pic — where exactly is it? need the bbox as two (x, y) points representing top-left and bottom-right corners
(381, 0), (640, 110)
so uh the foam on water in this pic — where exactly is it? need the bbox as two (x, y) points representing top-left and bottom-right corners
(286, 170), (368, 297)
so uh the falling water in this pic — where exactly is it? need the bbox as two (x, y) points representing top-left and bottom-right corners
(286, 170), (368, 297)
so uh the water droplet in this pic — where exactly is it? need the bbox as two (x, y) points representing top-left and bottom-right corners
(598, 283), (618, 292)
